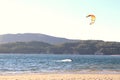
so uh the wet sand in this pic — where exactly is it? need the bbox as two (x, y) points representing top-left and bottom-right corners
(0, 73), (120, 80)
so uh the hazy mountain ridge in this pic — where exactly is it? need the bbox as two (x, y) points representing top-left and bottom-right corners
(0, 33), (79, 44)
(0, 33), (120, 55)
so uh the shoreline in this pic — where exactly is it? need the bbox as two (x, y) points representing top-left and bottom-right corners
(0, 73), (119, 80)
(0, 70), (120, 75)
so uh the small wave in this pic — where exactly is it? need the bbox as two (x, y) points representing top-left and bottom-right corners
(56, 59), (72, 62)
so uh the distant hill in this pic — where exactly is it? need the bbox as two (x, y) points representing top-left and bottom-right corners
(0, 33), (79, 44)
(0, 33), (120, 55)
(0, 40), (120, 55)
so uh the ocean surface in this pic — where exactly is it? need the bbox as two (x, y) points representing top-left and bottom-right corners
(0, 54), (120, 74)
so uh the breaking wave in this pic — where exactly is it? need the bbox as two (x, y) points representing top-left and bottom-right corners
(55, 59), (72, 62)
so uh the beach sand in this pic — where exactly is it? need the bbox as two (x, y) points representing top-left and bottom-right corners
(0, 73), (119, 80)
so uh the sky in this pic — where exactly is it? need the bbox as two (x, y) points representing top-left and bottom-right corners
(0, 0), (120, 42)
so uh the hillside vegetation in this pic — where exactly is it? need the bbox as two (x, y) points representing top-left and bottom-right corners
(0, 40), (120, 55)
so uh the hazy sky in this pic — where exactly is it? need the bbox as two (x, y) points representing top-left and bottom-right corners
(0, 0), (120, 41)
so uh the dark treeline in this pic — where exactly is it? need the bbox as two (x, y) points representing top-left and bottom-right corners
(0, 40), (120, 55)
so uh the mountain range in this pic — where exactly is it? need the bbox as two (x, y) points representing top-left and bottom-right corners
(0, 33), (79, 44)
(0, 33), (119, 55)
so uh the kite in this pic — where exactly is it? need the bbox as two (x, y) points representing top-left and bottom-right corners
(86, 14), (96, 25)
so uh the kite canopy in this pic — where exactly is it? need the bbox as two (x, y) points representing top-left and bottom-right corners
(86, 14), (96, 25)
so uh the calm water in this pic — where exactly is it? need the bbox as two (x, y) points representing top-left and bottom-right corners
(0, 54), (120, 74)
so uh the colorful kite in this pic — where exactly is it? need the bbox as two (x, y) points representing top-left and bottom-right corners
(86, 14), (96, 25)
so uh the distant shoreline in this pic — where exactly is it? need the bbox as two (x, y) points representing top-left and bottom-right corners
(0, 52), (120, 56)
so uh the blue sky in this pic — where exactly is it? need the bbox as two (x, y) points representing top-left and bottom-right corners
(0, 0), (120, 41)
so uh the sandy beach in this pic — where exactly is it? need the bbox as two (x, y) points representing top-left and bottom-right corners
(0, 73), (119, 80)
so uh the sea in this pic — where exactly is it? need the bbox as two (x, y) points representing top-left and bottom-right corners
(0, 53), (120, 74)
